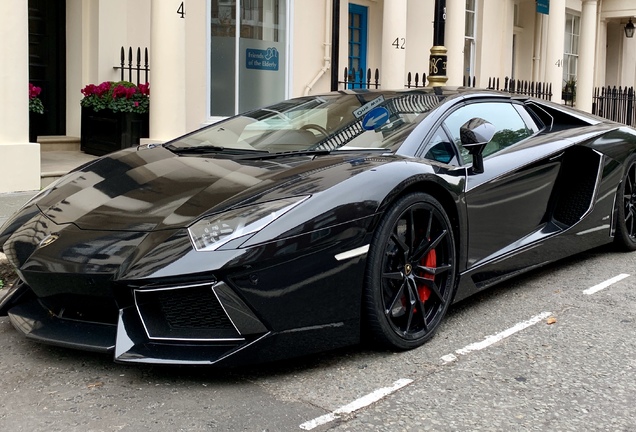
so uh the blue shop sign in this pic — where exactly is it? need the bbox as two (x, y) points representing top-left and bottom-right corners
(246, 47), (279, 71)
(536, 0), (549, 15)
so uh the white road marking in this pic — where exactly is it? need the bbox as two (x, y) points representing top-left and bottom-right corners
(300, 273), (632, 429)
(441, 312), (552, 363)
(583, 273), (630, 295)
(299, 378), (413, 430)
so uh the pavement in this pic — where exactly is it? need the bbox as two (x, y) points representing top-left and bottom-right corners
(0, 191), (36, 229)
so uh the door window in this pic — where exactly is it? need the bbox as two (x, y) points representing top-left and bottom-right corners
(442, 102), (534, 164)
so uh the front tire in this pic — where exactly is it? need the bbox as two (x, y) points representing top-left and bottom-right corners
(616, 155), (636, 251)
(364, 193), (457, 350)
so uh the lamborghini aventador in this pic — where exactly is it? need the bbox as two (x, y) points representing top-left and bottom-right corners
(1, 87), (635, 365)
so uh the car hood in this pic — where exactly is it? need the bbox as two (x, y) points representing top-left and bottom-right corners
(33, 146), (377, 232)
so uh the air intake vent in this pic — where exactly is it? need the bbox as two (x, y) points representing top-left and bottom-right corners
(135, 283), (243, 341)
(552, 148), (600, 227)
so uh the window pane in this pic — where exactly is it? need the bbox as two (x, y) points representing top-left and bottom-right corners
(465, 11), (475, 37)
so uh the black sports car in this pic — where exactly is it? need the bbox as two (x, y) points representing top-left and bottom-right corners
(2, 88), (636, 365)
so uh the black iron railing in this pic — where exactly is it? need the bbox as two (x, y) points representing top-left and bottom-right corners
(115, 46), (150, 85)
(340, 67), (380, 89)
(592, 86), (635, 127)
(487, 77), (553, 101)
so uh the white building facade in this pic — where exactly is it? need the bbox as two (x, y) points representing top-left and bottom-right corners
(1, 0), (635, 193)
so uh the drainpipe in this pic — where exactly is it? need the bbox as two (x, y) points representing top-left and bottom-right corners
(330, 0), (340, 90)
(304, 0), (332, 95)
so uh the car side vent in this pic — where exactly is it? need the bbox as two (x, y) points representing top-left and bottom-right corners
(552, 148), (601, 227)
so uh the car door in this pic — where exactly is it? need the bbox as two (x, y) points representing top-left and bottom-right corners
(436, 100), (565, 270)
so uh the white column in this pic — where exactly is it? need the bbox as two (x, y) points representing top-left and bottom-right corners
(446, 0), (465, 86)
(380, 0), (407, 89)
(621, 30), (636, 87)
(577, 0), (598, 112)
(148, 0), (187, 142)
(595, 18), (607, 88)
(0, 0), (40, 192)
(545, 0), (566, 102)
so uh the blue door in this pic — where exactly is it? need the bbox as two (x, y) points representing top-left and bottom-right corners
(348, 4), (368, 88)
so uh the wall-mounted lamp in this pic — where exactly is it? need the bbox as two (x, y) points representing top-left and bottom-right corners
(625, 18), (635, 38)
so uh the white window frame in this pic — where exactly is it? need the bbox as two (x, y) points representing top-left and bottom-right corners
(464, 0), (477, 79)
(563, 11), (580, 85)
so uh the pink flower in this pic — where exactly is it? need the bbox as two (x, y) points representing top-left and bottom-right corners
(138, 83), (150, 96)
(29, 83), (42, 99)
(96, 81), (111, 96)
(81, 84), (96, 97)
(134, 101), (139, 107)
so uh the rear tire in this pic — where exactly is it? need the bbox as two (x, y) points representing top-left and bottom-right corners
(364, 193), (457, 350)
(616, 155), (636, 251)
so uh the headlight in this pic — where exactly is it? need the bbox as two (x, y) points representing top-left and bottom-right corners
(188, 196), (308, 251)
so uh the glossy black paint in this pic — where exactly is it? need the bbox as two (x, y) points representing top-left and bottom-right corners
(2, 88), (636, 365)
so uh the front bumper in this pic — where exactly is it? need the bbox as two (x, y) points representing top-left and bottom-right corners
(5, 280), (270, 365)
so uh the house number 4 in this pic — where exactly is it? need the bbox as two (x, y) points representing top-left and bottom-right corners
(177, 2), (185, 18)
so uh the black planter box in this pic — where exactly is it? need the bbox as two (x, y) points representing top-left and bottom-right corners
(81, 107), (149, 156)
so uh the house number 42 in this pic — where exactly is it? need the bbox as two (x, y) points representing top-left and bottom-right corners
(392, 38), (405, 49)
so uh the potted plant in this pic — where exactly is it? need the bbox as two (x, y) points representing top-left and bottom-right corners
(80, 81), (150, 156)
(562, 78), (576, 104)
(29, 83), (44, 142)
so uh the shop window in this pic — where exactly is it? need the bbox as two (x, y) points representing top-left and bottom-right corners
(210, 0), (288, 117)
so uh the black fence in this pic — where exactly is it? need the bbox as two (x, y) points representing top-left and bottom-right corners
(592, 86), (635, 127)
(405, 72), (426, 88)
(340, 67), (380, 89)
(487, 77), (553, 101)
(115, 46), (150, 85)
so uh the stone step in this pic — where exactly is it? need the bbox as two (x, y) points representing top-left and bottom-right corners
(38, 135), (81, 152)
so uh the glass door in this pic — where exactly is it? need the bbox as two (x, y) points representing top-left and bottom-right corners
(348, 4), (368, 88)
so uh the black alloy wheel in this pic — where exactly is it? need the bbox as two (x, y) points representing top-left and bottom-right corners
(616, 155), (636, 251)
(364, 193), (457, 350)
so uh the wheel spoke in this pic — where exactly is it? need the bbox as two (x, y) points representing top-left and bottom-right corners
(407, 209), (416, 254)
(413, 276), (446, 305)
(383, 271), (404, 281)
(385, 282), (406, 316)
(404, 279), (419, 335)
(412, 229), (447, 262)
(629, 208), (636, 237)
(425, 210), (433, 240)
(390, 232), (409, 255)
(417, 263), (452, 276)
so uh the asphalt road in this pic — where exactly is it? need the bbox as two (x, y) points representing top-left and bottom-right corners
(0, 243), (635, 431)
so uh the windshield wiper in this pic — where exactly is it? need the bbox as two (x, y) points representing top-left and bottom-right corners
(166, 144), (268, 155)
(237, 149), (333, 160)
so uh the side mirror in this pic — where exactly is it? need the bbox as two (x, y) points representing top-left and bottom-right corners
(460, 118), (496, 174)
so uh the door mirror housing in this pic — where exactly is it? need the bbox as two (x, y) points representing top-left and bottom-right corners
(460, 118), (496, 174)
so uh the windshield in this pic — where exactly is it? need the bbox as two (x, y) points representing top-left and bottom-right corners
(167, 92), (443, 154)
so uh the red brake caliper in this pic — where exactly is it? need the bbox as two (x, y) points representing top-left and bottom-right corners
(418, 248), (436, 302)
